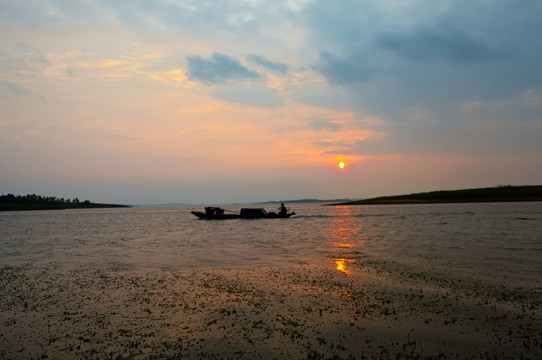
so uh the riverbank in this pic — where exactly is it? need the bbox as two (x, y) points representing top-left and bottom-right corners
(332, 185), (542, 205)
(0, 194), (130, 211)
(0, 202), (130, 211)
(1, 259), (539, 359)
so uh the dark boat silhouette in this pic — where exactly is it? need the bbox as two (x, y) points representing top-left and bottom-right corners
(191, 206), (296, 220)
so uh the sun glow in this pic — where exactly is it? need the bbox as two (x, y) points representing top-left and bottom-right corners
(338, 161), (345, 169)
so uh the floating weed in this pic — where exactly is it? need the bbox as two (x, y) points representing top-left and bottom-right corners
(1, 263), (541, 359)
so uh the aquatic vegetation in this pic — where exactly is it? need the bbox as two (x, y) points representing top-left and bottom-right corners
(1, 260), (540, 359)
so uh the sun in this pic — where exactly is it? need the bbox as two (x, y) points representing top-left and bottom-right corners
(338, 161), (345, 169)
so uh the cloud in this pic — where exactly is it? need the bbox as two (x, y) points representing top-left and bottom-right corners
(299, 0), (542, 132)
(308, 118), (341, 132)
(301, 0), (379, 50)
(1, 81), (31, 95)
(215, 86), (283, 108)
(375, 21), (510, 64)
(329, 102), (542, 157)
(246, 55), (288, 74)
(0, 45), (50, 73)
(313, 51), (374, 85)
(187, 52), (260, 84)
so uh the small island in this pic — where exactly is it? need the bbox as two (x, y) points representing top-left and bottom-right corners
(0, 194), (130, 211)
(331, 185), (542, 206)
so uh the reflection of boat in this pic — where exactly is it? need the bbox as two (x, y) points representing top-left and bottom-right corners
(191, 207), (296, 220)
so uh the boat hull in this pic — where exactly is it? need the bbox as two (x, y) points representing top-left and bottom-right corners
(191, 211), (241, 220)
(191, 210), (295, 220)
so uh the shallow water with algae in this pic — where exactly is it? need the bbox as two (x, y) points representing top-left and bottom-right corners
(1, 202), (541, 359)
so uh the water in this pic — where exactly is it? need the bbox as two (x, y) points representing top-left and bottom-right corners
(1, 202), (541, 281)
(1, 202), (541, 358)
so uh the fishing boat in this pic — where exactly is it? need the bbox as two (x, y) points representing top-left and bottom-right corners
(191, 206), (296, 220)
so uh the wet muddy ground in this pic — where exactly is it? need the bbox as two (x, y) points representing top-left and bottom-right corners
(1, 256), (540, 359)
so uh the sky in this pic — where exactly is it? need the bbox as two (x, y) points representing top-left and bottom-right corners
(1, 0), (541, 205)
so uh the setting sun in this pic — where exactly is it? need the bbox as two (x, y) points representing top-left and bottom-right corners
(338, 161), (345, 169)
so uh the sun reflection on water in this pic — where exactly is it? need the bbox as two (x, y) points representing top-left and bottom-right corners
(327, 206), (366, 275)
(334, 258), (351, 274)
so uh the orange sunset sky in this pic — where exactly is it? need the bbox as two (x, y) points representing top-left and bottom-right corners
(1, 1), (541, 204)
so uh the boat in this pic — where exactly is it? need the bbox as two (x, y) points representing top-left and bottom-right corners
(191, 206), (296, 220)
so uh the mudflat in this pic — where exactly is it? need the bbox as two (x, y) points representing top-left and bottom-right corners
(1, 258), (540, 359)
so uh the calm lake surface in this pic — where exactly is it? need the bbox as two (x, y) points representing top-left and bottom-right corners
(1, 202), (541, 359)
(1, 202), (541, 283)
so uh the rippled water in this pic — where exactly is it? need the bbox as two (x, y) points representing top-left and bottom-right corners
(1, 202), (541, 281)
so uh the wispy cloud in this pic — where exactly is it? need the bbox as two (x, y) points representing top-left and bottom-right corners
(215, 86), (283, 108)
(187, 52), (260, 84)
(247, 55), (289, 74)
(1, 81), (30, 95)
(308, 118), (341, 132)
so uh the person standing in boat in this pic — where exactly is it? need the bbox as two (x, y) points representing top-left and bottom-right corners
(279, 202), (287, 215)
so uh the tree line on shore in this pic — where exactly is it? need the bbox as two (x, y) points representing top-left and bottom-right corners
(0, 194), (128, 211)
(1, 193), (89, 205)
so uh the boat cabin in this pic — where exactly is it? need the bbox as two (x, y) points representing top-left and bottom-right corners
(240, 208), (268, 218)
(205, 207), (224, 215)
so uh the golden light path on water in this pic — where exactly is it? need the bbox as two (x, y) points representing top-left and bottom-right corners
(327, 205), (366, 275)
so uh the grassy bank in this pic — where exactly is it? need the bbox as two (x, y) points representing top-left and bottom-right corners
(332, 185), (542, 205)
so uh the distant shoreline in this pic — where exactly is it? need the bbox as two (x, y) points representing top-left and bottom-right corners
(0, 203), (130, 212)
(0, 194), (130, 211)
(331, 198), (542, 205)
(329, 185), (542, 206)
